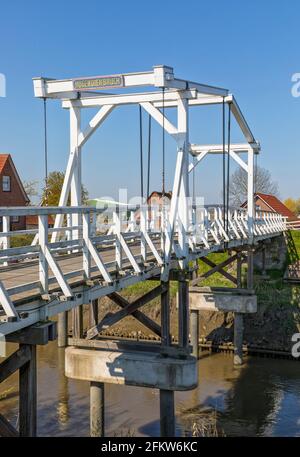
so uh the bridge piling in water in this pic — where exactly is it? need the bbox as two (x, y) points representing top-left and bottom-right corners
(160, 389), (175, 437)
(190, 310), (199, 359)
(19, 344), (37, 437)
(58, 311), (68, 348)
(90, 381), (105, 437)
(0, 321), (57, 437)
(233, 313), (244, 366)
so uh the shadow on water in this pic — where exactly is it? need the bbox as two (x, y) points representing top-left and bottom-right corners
(0, 342), (300, 436)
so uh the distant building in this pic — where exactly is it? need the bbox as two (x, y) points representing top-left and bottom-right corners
(25, 215), (54, 229)
(147, 191), (172, 208)
(241, 192), (300, 229)
(138, 191), (172, 230)
(0, 154), (29, 230)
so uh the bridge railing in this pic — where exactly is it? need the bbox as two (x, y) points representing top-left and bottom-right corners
(0, 204), (286, 321)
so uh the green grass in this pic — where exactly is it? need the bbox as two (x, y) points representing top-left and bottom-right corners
(287, 230), (300, 264)
(10, 234), (34, 248)
(196, 252), (235, 288)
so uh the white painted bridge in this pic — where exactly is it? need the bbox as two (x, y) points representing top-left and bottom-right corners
(0, 64), (287, 338)
(0, 203), (285, 336)
(0, 64), (289, 438)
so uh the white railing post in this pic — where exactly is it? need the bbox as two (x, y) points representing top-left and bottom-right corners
(177, 96), (190, 269)
(247, 147), (254, 242)
(82, 211), (91, 280)
(91, 211), (97, 236)
(114, 207), (122, 271)
(141, 205), (147, 263)
(70, 104), (82, 242)
(2, 215), (10, 266)
(38, 214), (49, 294)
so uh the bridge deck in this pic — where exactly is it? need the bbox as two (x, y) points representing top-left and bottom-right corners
(0, 205), (286, 336)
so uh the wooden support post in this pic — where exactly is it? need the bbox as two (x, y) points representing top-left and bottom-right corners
(89, 299), (99, 328)
(19, 344), (37, 437)
(90, 381), (105, 437)
(160, 389), (175, 437)
(161, 281), (171, 347)
(237, 252), (242, 288)
(190, 310), (199, 359)
(262, 246), (266, 276)
(233, 313), (244, 366)
(72, 306), (83, 338)
(178, 275), (189, 349)
(58, 311), (68, 348)
(247, 249), (254, 289)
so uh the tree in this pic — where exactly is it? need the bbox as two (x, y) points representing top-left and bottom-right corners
(229, 165), (279, 206)
(23, 180), (39, 203)
(284, 197), (300, 216)
(41, 171), (89, 206)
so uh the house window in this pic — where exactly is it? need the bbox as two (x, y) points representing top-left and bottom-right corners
(2, 176), (11, 192)
(12, 216), (19, 223)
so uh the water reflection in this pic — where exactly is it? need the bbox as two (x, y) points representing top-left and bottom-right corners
(57, 348), (69, 426)
(0, 342), (299, 436)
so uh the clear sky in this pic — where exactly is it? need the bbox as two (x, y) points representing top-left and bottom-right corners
(0, 0), (299, 203)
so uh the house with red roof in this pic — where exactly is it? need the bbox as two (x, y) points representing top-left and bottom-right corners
(241, 192), (300, 229)
(0, 154), (29, 230)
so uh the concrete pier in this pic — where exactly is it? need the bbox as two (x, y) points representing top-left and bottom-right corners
(90, 381), (105, 437)
(189, 285), (257, 366)
(189, 286), (257, 313)
(65, 347), (197, 391)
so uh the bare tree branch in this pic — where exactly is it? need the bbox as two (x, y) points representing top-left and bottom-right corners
(229, 165), (279, 206)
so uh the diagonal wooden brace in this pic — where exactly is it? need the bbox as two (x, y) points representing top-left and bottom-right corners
(192, 254), (238, 286)
(44, 246), (73, 298)
(87, 284), (166, 339)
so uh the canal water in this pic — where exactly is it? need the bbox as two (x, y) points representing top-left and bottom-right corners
(1, 342), (300, 437)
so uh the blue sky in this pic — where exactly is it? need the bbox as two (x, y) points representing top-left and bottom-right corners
(0, 0), (299, 203)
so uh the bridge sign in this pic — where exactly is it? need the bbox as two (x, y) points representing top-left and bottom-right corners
(73, 75), (124, 91)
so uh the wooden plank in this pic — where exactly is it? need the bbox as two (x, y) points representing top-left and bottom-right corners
(108, 292), (161, 337)
(87, 284), (165, 339)
(0, 413), (18, 437)
(0, 345), (31, 383)
(19, 344), (37, 437)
